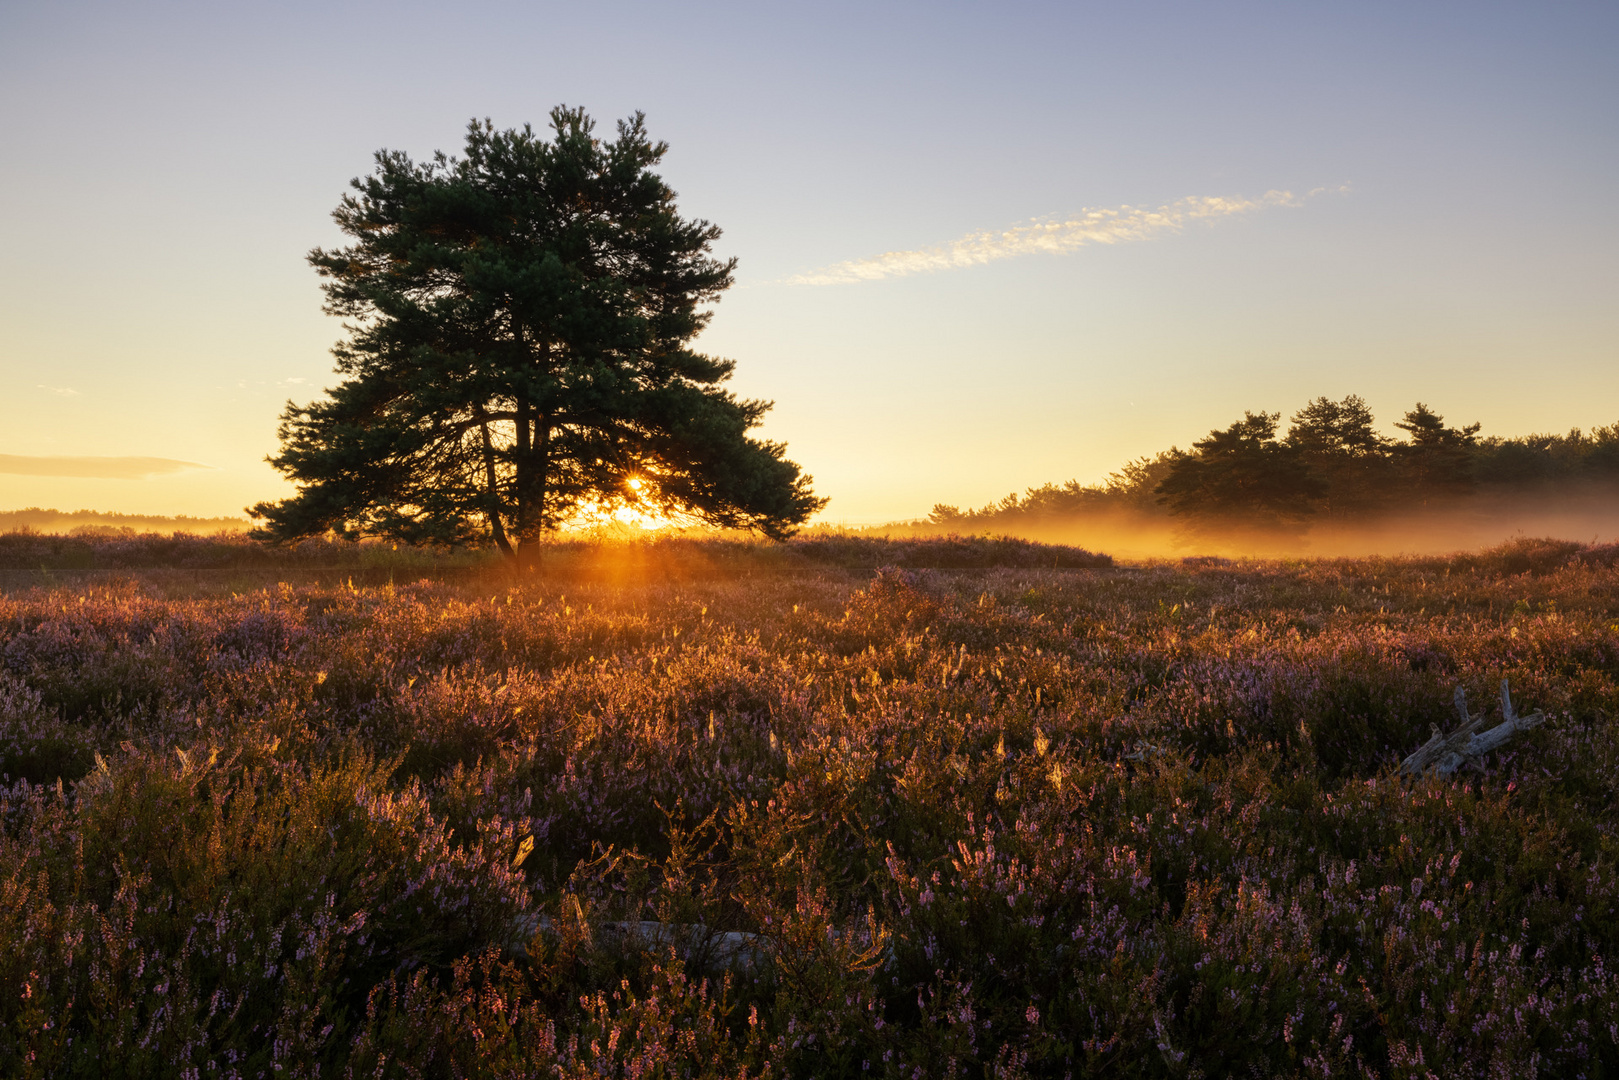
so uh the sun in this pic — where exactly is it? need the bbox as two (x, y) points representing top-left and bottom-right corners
(562, 475), (681, 532)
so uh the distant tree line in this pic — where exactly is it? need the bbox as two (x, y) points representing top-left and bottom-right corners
(931, 396), (1619, 530)
(0, 508), (251, 536)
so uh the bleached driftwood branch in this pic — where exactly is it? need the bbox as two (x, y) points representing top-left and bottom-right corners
(510, 912), (769, 972)
(1124, 740), (1168, 762)
(1400, 680), (1546, 777)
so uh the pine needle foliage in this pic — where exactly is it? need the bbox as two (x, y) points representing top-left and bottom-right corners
(250, 107), (825, 562)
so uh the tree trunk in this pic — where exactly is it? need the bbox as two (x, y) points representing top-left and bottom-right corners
(515, 398), (534, 571)
(517, 414), (550, 574)
(515, 399), (532, 526)
(513, 336), (551, 575)
(475, 407), (514, 561)
(512, 317), (535, 567)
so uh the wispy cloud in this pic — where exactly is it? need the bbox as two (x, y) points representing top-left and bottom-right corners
(37, 385), (79, 396)
(0, 454), (214, 479)
(787, 188), (1334, 285)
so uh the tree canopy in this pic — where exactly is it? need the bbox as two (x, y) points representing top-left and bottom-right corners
(1283, 394), (1392, 517)
(1393, 402), (1480, 501)
(927, 394), (1618, 534)
(250, 107), (825, 560)
(1154, 411), (1326, 528)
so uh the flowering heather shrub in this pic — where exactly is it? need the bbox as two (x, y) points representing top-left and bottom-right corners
(0, 537), (1617, 1076)
(788, 534), (1112, 569)
(0, 531), (406, 571)
(0, 530), (1109, 575)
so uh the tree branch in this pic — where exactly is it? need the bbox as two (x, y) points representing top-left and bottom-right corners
(1400, 680), (1547, 776)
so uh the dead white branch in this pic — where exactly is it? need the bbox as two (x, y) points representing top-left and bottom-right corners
(1124, 740), (1168, 762)
(1400, 680), (1546, 777)
(509, 913), (769, 972)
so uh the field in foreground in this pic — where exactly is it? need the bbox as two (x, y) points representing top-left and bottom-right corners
(2, 536), (1619, 1077)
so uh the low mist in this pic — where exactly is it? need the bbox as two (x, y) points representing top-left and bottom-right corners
(0, 507), (249, 536)
(873, 488), (1619, 560)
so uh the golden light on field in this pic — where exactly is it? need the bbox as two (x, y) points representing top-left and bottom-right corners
(610, 504), (671, 529)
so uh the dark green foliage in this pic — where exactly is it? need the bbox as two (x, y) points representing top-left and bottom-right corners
(1394, 402), (1481, 499)
(0, 674), (99, 784)
(926, 396), (1619, 534)
(250, 107), (824, 560)
(1285, 394), (1393, 516)
(1154, 411), (1326, 527)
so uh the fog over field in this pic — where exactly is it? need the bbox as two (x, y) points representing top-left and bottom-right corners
(879, 492), (1619, 561)
(0, 507), (249, 536)
(9, 491), (1619, 563)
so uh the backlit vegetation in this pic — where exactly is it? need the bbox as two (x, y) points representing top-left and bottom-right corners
(2, 533), (1618, 1076)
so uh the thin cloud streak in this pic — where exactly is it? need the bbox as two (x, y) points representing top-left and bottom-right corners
(0, 455), (214, 479)
(787, 189), (1329, 285)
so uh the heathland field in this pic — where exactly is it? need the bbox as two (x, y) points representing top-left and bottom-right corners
(3, 533), (1619, 1077)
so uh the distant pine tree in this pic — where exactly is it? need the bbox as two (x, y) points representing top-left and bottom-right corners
(925, 397), (1615, 536)
(1155, 412), (1325, 528)
(1393, 403), (1480, 502)
(1285, 394), (1393, 517)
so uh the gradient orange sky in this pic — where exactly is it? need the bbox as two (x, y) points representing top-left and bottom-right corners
(2, 1), (1615, 525)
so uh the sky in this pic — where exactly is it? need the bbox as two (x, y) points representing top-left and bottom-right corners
(1, 0), (1615, 525)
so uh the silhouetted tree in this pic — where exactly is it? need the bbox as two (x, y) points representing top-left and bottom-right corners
(1393, 403), (1479, 502)
(927, 452), (1183, 528)
(1155, 411), (1325, 528)
(1285, 394), (1392, 516)
(250, 108), (825, 563)
(1100, 451), (1183, 510)
(927, 396), (1618, 538)
(1470, 424), (1619, 487)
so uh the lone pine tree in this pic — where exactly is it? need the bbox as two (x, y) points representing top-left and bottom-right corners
(250, 108), (825, 562)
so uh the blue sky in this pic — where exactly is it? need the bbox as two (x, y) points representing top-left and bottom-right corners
(1, 1), (1615, 522)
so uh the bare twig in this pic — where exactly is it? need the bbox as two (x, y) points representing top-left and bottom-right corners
(510, 913), (769, 972)
(1400, 680), (1546, 776)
